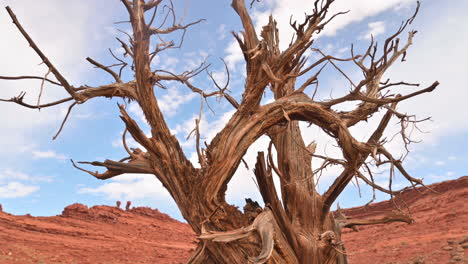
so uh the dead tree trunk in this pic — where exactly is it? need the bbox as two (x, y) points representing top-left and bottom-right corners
(1, 0), (435, 263)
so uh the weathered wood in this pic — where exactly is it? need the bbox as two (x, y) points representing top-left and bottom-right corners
(1, 1), (436, 263)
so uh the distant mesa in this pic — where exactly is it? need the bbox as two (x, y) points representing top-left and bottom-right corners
(60, 202), (176, 223)
(0, 177), (465, 264)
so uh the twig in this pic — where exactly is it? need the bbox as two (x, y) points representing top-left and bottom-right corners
(37, 68), (51, 110)
(5, 6), (75, 97)
(53, 102), (77, 140)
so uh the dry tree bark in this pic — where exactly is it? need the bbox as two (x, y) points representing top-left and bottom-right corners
(1, 1), (437, 263)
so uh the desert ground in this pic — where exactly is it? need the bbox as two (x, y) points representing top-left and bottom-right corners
(0, 177), (466, 264)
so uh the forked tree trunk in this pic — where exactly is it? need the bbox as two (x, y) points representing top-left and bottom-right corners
(180, 120), (348, 263)
(1, 0), (431, 263)
(183, 197), (347, 263)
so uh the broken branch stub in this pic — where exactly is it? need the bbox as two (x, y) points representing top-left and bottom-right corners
(199, 208), (298, 263)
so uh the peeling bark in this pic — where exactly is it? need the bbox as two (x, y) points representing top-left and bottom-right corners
(1, 1), (436, 263)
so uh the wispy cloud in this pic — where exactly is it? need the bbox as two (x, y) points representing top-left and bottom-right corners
(225, 0), (415, 70)
(158, 88), (197, 117)
(361, 21), (386, 40)
(217, 24), (227, 40)
(0, 169), (52, 198)
(0, 0), (121, 158)
(0, 169), (54, 183)
(31, 150), (67, 160)
(0, 182), (39, 198)
(78, 174), (170, 201)
(427, 171), (456, 181)
(172, 109), (235, 154)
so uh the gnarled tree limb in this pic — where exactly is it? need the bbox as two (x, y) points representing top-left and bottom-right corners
(200, 208), (298, 264)
(5, 6), (76, 97)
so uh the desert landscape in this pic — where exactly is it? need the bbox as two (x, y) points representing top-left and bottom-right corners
(0, 176), (466, 264)
(0, 0), (467, 262)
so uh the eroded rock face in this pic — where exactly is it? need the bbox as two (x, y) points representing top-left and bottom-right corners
(342, 176), (468, 264)
(61, 204), (129, 223)
(61, 203), (89, 217)
(1, 203), (196, 264)
(0, 177), (466, 264)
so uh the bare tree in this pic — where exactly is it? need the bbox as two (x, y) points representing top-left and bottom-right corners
(1, 1), (437, 263)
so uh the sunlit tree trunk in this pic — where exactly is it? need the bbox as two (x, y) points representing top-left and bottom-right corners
(1, 0), (434, 263)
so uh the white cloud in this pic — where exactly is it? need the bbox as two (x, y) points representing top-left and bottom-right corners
(336, 47), (349, 56)
(172, 109), (236, 155)
(300, 2), (468, 188)
(150, 54), (161, 68)
(111, 132), (140, 150)
(225, 0), (415, 72)
(435, 160), (446, 166)
(78, 174), (170, 201)
(0, 169), (54, 184)
(0, 169), (52, 198)
(216, 1), (468, 205)
(386, 3), (468, 144)
(179, 111), (285, 203)
(0, 182), (39, 198)
(0, 170), (30, 182)
(426, 171), (456, 181)
(225, 40), (244, 72)
(163, 57), (180, 72)
(226, 136), (270, 205)
(209, 70), (228, 89)
(31, 150), (67, 160)
(361, 21), (386, 40)
(128, 102), (148, 125)
(0, 0), (120, 158)
(217, 24), (228, 40)
(180, 50), (209, 72)
(318, 0), (412, 37)
(158, 88), (197, 117)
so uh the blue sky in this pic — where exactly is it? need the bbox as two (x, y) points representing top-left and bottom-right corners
(0, 0), (467, 221)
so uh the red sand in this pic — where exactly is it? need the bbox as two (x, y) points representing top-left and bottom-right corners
(0, 177), (466, 263)
(342, 176), (467, 264)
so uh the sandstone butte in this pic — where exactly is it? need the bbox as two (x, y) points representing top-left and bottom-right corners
(0, 176), (466, 264)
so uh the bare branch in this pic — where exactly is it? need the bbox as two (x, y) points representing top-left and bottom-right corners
(144, 0), (163, 11)
(231, 0), (259, 50)
(53, 102), (77, 140)
(116, 37), (134, 58)
(37, 69), (51, 109)
(148, 19), (205, 35)
(356, 171), (408, 196)
(5, 6), (76, 97)
(338, 210), (413, 230)
(118, 104), (153, 151)
(0, 75), (61, 86)
(377, 146), (423, 186)
(86, 57), (122, 83)
(71, 157), (152, 180)
(122, 128), (134, 158)
(0, 92), (73, 109)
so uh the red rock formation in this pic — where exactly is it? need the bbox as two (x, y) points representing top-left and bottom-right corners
(0, 204), (196, 264)
(342, 176), (468, 263)
(0, 177), (466, 263)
